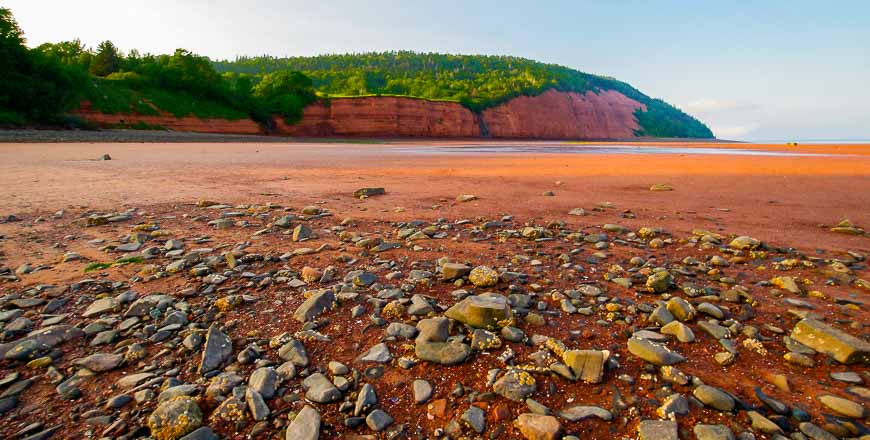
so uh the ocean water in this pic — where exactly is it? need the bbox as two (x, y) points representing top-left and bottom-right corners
(398, 144), (837, 157)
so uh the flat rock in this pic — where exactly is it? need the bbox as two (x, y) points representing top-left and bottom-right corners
(516, 413), (563, 440)
(72, 353), (123, 372)
(562, 349), (608, 383)
(791, 319), (870, 364)
(415, 341), (471, 365)
(147, 396), (202, 440)
(302, 373), (341, 403)
(357, 343), (392, 363)
(292, 290), (335, 323)
(444, 293), (511, 329)
(199, 325), (232, 375)
(693, 385), (735, 412)
(693, 424), (735, 440)
(638, 420), (678, 440)
(627, 336), (685, 365)
(413, 379), (433, 404)
(819, 394), (867, 418)
(558, 405), (612, 421)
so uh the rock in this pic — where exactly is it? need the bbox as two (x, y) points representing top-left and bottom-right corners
(818, 394), (866, 418)
(627, 336), (685, 365)
(729, 236), (760, 250)
(285, 405), (320, 440)
(366, 409), (393, 432)
(415, 341), (471, 365)
(693, 385), (735, 412)
(82, 297), (117, 318)
(199, 325), (232, 375)
(444, 293), (511, 329)
(771, 276), (802, 294)
(469, 266), (499, 287)
(638, 420), (678, 440)
(292, 224), (312, 241)
(179, 427), (219, 440)
(249, 367), (278, 399)
(493, 369), (536, 401)
(799, 422), (838, 440)
(354, 383), (377, 416)
(660, 321), (695, 342)
(568, 208), (586, 216)
(357, 343), (392, 363)
(461, 406), (486, 433)
(470, 329), (502, 351)
(516, 413), (563, 440)
(147, 396), (203, 440)
(413, 379), (433, 404)
(274, 215), (294, 228)
(292, 290), (335, 323)
(354, 187), (386, 198)
(693, 424), (735, 440)
(407, 294), (433, 315)
(650, 183), (673, 191)
(562, 349), (608, 383)
(278, 339), (309, 366)
(72, 353), (123, 372)
(456, 194), (477, 202)
(416, 317), (449, 343)
(747, 410), (783, 434)
(386, 322), (418, 339)
(657, 393), (689, 417)
(245, 388), (270, 421)
(441, 262), (471, 280)
(790, 319), (870, 364)
(665, 297), (695, 321)
(646, 271), (673, 293)
(558, 405), (612, 421)
(301, 373), (341, 403)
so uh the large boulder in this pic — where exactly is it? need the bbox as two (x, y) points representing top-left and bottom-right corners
(444, 293), (511, 330)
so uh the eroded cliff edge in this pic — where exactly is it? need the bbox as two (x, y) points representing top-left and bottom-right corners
(74, 90), (649, 140)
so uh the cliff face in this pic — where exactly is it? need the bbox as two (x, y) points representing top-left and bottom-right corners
(273, 96), (479, 137)
(482, 89), (645, 139)
(74, 103), (263, 135)
(75, 90), (647, 140)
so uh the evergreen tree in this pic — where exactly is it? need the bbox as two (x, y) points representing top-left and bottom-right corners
(90, 40), (121, 77)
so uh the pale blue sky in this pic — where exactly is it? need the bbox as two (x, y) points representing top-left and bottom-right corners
(5, 0), (869, 140)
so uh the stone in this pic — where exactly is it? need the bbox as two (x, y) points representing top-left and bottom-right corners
(386, 322), (418, 339)
(790, 319), (870, 364)
(249, 367), (278, 399)
(354, 187), (386, 198)
(292, 224), (313, 241)
(456, 194), (477, 202)
(650, 183), (673, 191)
(413, 379), (433, 404)
(693, 385), (735, 412)
(665, 297), (695, 321)
(444, 293), (511, 329)
(278, 339), (309, 367)
(245, 388), (269, 421)
(470, 329), (502, 351)
(199, 325), (232, 375)
(638, 420), (678, 440)
(301, 373), (341, 403)
(285, 405), (320, 440)
(516, 413), (563, 440)
(799, 422), (838, 440)
(771, 276), (802, 294)
(354, 383), (377, 416)
(657, 393), (689, 417)
(415, 342), (471, 365)
(357, 343), (392, 363)
(179, 427), (219, 440)
(292, 290), (335, 323)
(441, 262), (471, 280)
(147, 396), (202, 440)
(660, 321), (695, 342)
(646, 271), (673, 293)
(818, 394), (866, 418)
(72, 353), (123, 373)
(366, 409), (393, 432)
(461, 406), (486, 433)
(694, 424), (735, 440)
(469, 266), (499, 287)
(493, 369), (536, 401)
(627, 336), (685, 365)
(82, 297), (117, 318)
(562, 350), (608, 383)
(729, 236), (760, 250)
(558, 405), (612, 421)
(747, 410), (783, 434)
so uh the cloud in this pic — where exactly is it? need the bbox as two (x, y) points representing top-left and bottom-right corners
(709, 124), (760, 139)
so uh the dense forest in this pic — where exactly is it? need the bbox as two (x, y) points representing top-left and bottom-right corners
(215, 52), (714, 138)
(1, 7), (712, 138)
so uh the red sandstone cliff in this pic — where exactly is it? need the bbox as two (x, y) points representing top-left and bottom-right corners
(481, 89), (645, 139)
(273, 96), (479, 137)
(74, 90), (646, 140)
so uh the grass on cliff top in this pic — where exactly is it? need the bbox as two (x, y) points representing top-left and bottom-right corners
(84, 79), (249, 120)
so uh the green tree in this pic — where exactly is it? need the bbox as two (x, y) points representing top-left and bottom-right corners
(90, 40), (121, 76)
(251, 70), (316, 123)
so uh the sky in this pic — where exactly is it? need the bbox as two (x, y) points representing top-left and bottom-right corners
(5, 0), (869, 140)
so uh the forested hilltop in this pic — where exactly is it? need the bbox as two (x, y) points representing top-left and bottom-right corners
(1, 6), (712, 138)
(215, 53), (713, 138)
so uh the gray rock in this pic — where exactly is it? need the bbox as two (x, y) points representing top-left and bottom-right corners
(693, 385), (735, 412)
(179, 427), (219, 440)
(302, 373), (341, 403)
(747, 410), (783, 434)
(493, 369), (536, 401)
(72, 352), (123, 372)
(199, 325), (232, 375)
(147, 396), (203, 440)
(385, 322), (418, 339)
(292, 290), (335, 323)
(246, 387), (270, 421)
(444, 293), (511, 330)
(441, 263), (471, 280)
(693, 424), (735, 440)
(799, 422), (838, 440)
(415, 341), (471, 365)
(413, 379), (433, 404)
(357, 343), (392, 363)
(82, 297), (117, 318)
(354, 383), (377, 416)
(461, 406), (486, 433)
(286, 405), (320, 440)
(558, 405), (612, 422)
(818, 394), (866, 418)
(249, 367), (278, 399)
(278, 339), (309, 367)
(627, 336), (685, 365)
(366, 409), (393, 432)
